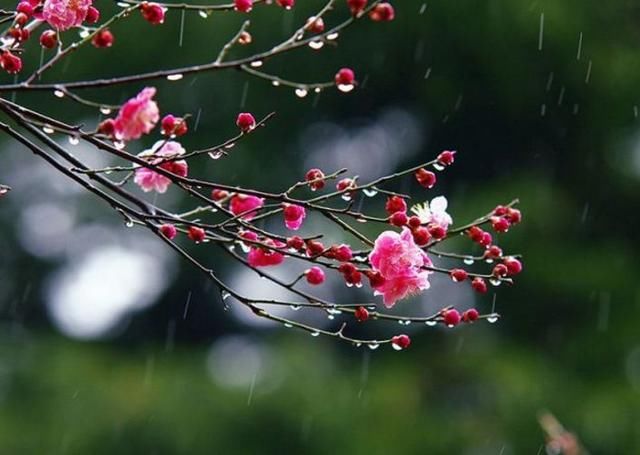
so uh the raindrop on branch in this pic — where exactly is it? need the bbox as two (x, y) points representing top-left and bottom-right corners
(295, 88), (308, 98)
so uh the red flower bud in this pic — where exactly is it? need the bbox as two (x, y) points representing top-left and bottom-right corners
(369, 2), (394, 21)
(385, 195), (407, 215)
(411, 226), (431, 246)
(415, 168), (436, 188)
(305, 168), (325, 191)
(187, 226), (206, 243)
(92, 29), (114, 48)
(39, 30), (57, 49)
(503, 257), (522, 275)
(471, 277), (488, 294)
(305, 266), (325, 285)
(159, 223), (177, 239)
(354, 306), (369, 322)
(236, 112), (256, 132)
(390, 211), (408, 227)
(462, 308), (479, 323)
(437, 150), (456, 166)
(85, 6), (100, 24)
(141, 2), (165, 24)
(443, 309), (461, 326)
(450, 268), (468, 282)
(391, 334), (411, 350)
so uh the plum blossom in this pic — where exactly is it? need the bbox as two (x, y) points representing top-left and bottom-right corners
(282, 203), (306, 230)
(114, 87), (160, 141)
(133, 141), (188, 193)
(42, 0), (92, 30)
(230, 194), (264, 220)
(247, 239), (286, 267)
(368, 228), (433, 308)
(410, 196), (453, 229)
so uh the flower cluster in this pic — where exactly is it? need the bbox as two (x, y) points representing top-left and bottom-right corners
(0, 0), (522, 349)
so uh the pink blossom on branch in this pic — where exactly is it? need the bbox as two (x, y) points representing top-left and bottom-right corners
(114, 87), (159, 141)
(229, 194), (265, 220)
(282, 203), (306, 230)
(247, 239), (286, 267)
(134, 141), (188, 193)
(368, 228), (433, 308)
(42, 0), (92, 31)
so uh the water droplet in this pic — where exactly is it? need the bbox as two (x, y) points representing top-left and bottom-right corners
(368, 342), (380, 350)
(425, 320), (437, 326)
(284, 323), (293, 328)
(68, 136), (79, 145)
(42, 125), (55, 134)
(53, 90), (64, 98)
(271, 80), (280, 87)
(221, 290), (230, 300)
(310, 331), (320, 337)
(326, 32), (339, 40)
(337, 83), (355, 93)
(354, 342), (362, 347)
(167, 74), (183, 81)
(239, 242), (250, 253)
(208, 150), (224, 160)
(78, 29), (90, 38)
(341, 193), (352, 201)
(485, 258), (494, 264)
(345, 282), (353, 288)
(362, 188), (377, 197)
(228, 245), (236, 252)
(327, 314), (335, 320)
(391, 342), (403, 351)
(250, 60), (263, 68)
(295, 88), (308, 98)
(199, 10), (209, 19)
(116, 2), (129, 7)
(308, 40), (324, 50)
(489, 278), (502, 287)
(100, 107), (112, 115)
(487, 316), (499, 324)
(355, 282), (363, 288)
(433, 163), (445, 171)
(125, 219), (134, 227)
(314, 87), (322, 94)
(356, 218), (367, 223)
(114, 141), (126, 150)
(463, 257), (475, 265)
(290, 305), (301, 311)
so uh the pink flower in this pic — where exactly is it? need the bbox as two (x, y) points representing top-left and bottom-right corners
(230, 194), (264, 220)
(368, 228), (433, 308)
(114, 87), (160, 141)
(134, 141), (188, 193)
(282, 203), (306, 230)
(42, 0), (92, 30)
(247, 239), (286, 267)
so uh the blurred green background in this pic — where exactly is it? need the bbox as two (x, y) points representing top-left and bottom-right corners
(1, 0), (639, 453)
